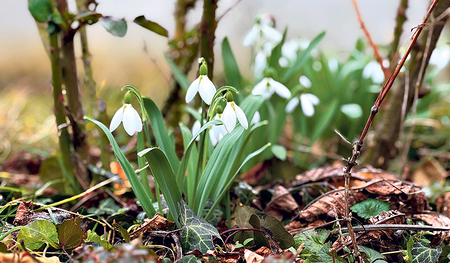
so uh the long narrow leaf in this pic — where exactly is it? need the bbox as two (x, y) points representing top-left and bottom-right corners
(309, 99), (339, 143)
(138, 147), (182, 227)
(142, 97), (180, 172)
(165, 54), (190, 91)
(282, 31), (326, 82)
(179, 123), (199, 207)
(222, 37), (242, 90)
(85, 117), (156, 217)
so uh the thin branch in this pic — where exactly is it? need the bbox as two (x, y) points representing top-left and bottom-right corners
(351, 0), (390, 79)
(217, 0), (242, 22)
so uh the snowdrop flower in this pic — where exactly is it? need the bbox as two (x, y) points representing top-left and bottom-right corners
(250, 111), (261, 126)
(254, 51), (267, 78)
(282, 40), (300, 61)
(191, 120), (201, 141)
(340, 104), (363, 119)
(223, 99), (248, 134)
(209, 122), (227, 146)
(186, 58), (216, 105)
(363, 61), (384, 84)
(110, 104), (143, 136)
(252, 77), (291, 100)
(243, 15), (282, 47)
(285, 93), (320, 117)
(299, 75), (312, 88)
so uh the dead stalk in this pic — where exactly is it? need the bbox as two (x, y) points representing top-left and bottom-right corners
(343, 0), (440, 260)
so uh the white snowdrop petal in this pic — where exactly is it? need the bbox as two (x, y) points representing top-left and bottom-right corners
(300, 94), (315, 117)
(254, 52), (267, 77)
(209, 128), (218, 146)
(243, 26), (258, 46)
(192, 120), (201, 137)
(252, 79), (269, 96)
(270, 79), (291, 98)
(261, 25), (282, 43)
(223, 103), (236, 134)
(123, 105), (137, 136)
(285, 97), (299, 113)
(131, 106), (143, 132)
(341, 103), (363, 119)
(186, 78), (200, 103)
(279, 57), (289, 68)
(299, 75), (312, 88)
(303, 93), (320, 105)
(198, 76), (216, 105)
(109, 105), (124, 132)
(250, 111), (260, 125)
(235, 105), (248, 130)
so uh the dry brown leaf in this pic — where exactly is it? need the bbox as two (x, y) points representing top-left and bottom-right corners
(264, 186), (299, 221)
(412, 212), (450, 245)
(129, 214), (175, 240)
(436, 192), (450, 218)
(411, 158), (447, 187)
(0, 253), (60, 263)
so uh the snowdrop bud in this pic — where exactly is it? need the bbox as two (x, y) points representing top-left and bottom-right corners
(215, 105), (223, 114)
(199, 62), (208, 76)
(225, 91), (234, 102)
(123, 91), (134, 104)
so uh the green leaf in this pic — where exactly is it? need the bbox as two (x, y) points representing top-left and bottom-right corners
(309, 99), (339, 143)
(100, 17), (127, 37)
(269, 28), (287, 72)
(85, 116), (156, 218)
(410, 240), (442, 263)
(179, 123), (199, 207)
(178, 201), (222, 254)
(86, 230), (111, 250)
(58, 217), (83, 249)
(233, 206), (268, 248)
(308, 243), (346, 263)
(28, 0), (53, 23)
(294, 229), (330, 253)
(177, 254), (198, 263)
(359, 246), (387, 263)
(282, 31), (326, 82)
(262, 215), (294, 249)
(134, 15), (168, 37)
(271, 144), (287, 161)
(113, 223), (130, 243)
(350, 198), (390, 219)
(139, 147), (182, 227)
(75, 10), (102, 25)
(17, 220), (59, 250)
(142, 97), (180, 172)
(222, 37), (242, 90)
(165, 54), (190, 91)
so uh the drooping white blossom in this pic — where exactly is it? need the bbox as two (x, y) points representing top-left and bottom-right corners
(110, 104), (143, 136)
(363, 61), (384, 84)
(222, 101), (248, 134)
(285, 93), (320, 117)
(186, 75), (216, 105)
(243, 15), (282, 47)
(252, 77), (291, 100)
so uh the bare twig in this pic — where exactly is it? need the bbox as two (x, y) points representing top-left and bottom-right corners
(343, 2), (440, 259)
(333, 224), (450, 234)
(217, 0), (242, 22)
(351, 0), (390, 79)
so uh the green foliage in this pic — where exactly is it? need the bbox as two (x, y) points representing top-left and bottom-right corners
(113, 223), (130, 243)
(134, 16), (168, 37)
(222, 37), (242, 90)
(294, 229), (330, 253)
(86, 230), (111, 250)
(271, 144), (287, 161)
(307, 243), (346, 263)
(100, 17), (127, 37)
(407, 238), (442, 263)
(58, 217), (84, 249)
(28, 0), (53, 23)
(178, 201), (222, 254)
(350, 198), (390, 219)
(17, 220), (59, 250)
(177, 254), (198, 263)
(359, 245), (387, 263)
(165, 54), (191, 91)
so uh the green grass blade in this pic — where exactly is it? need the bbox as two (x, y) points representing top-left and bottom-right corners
(309, 99), (339, 143)
(222, 37), (242, 90)
(165, 54), (190, 91)
(84, 116), (156, 217)
(179, 123), (199, 207)
(142, 97), (180, 172)
(282, 31), (326, 82)
(138, 147), (182, 227)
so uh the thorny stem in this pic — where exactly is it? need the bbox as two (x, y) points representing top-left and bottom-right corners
(343, 0), (439, 260)
(351, 0), (390, 80)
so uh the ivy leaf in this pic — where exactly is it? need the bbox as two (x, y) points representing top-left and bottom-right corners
(359, 245), (387, 263)
(294, 229), (330, 253)
(58, 217), (84, 249)
(100, 17), (127, 37)
(134, 16), (168, 37)
(308, 243), (346, 263)
(410, 240), (442, 263)
(350, 198), (390, 219)
(177, 254), (198, 263)
(17, 220), (58, 250)
(178, 201), (222, 254)
(28, 0), (53, 23)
